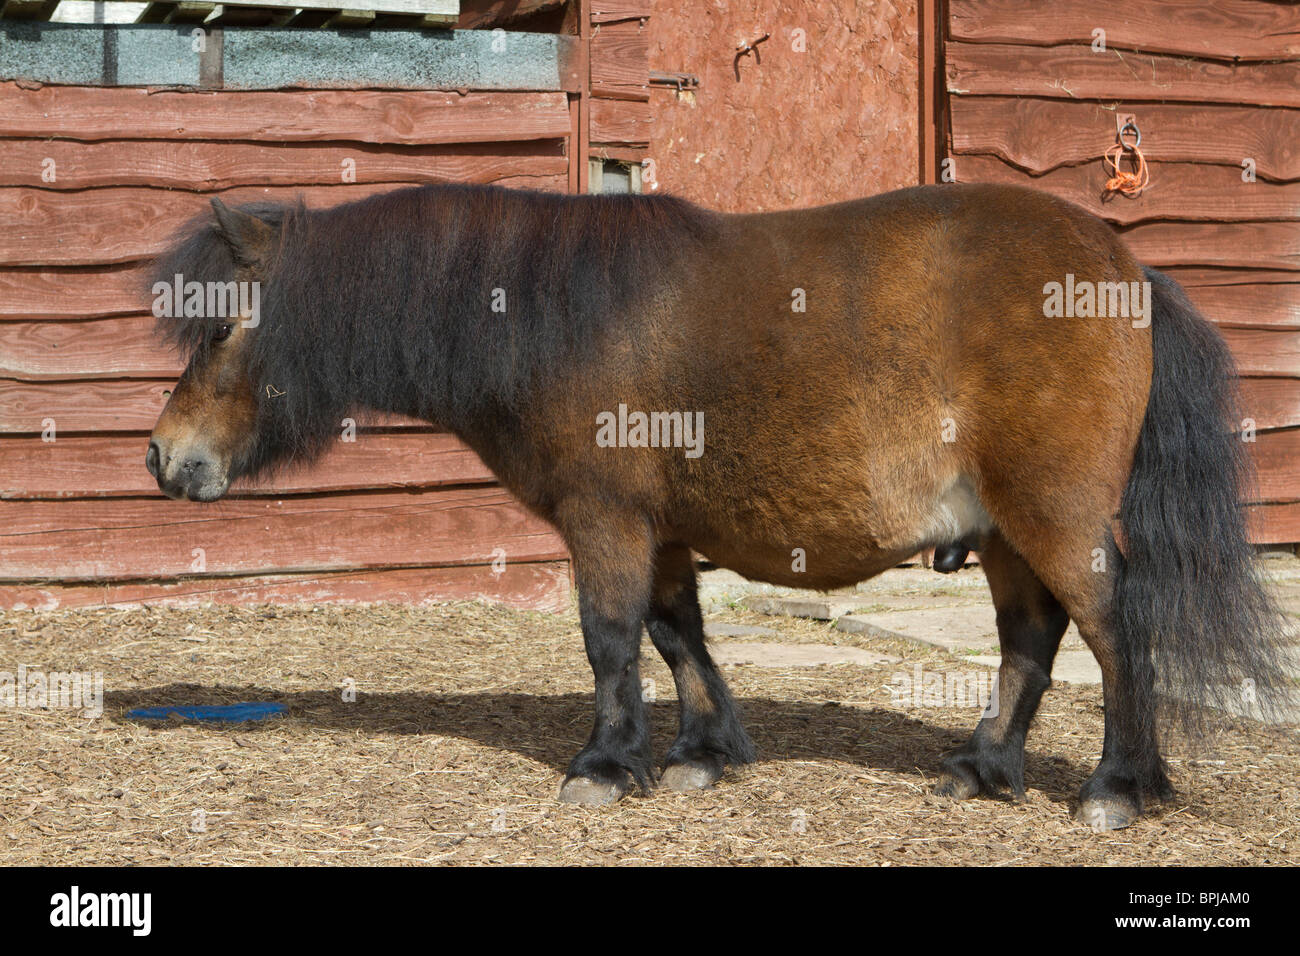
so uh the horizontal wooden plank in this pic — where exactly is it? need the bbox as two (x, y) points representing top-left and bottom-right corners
(591, 19), (649, 101)
(0, 378), (171, 432)
(0, 560), (573, 613)
(948, 98), (1300, 181)
(1164, 268), (1300, 289)
(0, 139), (568, 191)
(0, 432), (494, 498)
(1250, 428), (1300, 504)
(1119, 222), (1300, 272)
(954, 155), (1300, 225)
(1239, 379), (1300, 432)
(1, 316), (181, 380)
(589, 145), (651, 164)
(0, 83), (571, 145)
(0, 183), (398, 267)
(0, 378), (431, 433)
(591, 0), (649, 23)
(946, 42), (1300, 108)
(589, 96), (651, 145)
(1185, 283), (1300, 330)
(199, 0), (461, 14)
(0, 487), (566, 580)
(949, 0), (1300, 61)
(0, 263), (152, 320)
(1220, 328), (1300, 379)
(0, 23), (571, 92)
(1247, 501), (1300, 545)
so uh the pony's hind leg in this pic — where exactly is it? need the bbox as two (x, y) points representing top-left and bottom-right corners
(936, 532), (1069, 801)
(978, 519), (1170, 829)
(646, 544), (756, 790)
(556, 505), (657, 805)
(1072, 600), (1174, 831)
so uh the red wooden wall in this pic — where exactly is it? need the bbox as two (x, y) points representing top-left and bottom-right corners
(1, 2), (657, 612)
(935, 0), (1300, 544)
(0, 0), (669, 611)
(590, 0), (652, 161)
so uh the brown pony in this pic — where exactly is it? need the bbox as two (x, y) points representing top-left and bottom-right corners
(146, 182), (1289, 830)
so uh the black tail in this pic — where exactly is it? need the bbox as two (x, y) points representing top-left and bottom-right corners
(1113, 267), (1292, 787)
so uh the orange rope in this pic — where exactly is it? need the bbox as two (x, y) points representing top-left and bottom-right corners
(1103, 139), (1149, 197)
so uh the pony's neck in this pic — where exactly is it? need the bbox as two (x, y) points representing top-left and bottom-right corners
(272, 185), (711, 460)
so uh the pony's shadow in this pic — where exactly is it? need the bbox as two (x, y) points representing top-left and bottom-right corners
(106, 684), (1090, 804)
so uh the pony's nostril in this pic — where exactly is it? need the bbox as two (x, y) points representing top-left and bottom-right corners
(146, 441), (161, 479)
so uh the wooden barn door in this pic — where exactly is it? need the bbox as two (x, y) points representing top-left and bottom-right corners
(926, 0), (1300, 545)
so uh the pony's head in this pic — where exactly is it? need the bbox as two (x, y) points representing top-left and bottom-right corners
(147, 198), (291, 501)
(145, 184), (717, 501)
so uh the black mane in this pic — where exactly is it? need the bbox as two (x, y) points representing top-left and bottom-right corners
(152, 183), (717, 477)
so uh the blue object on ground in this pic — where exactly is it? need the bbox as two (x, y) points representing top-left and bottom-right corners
(127, 702), (288, 723)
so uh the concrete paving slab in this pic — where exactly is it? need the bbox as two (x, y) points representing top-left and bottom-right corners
(740, 595), (866, 621)
(836, 605), (1083, 655)
(968, 650), (1103, 685)
(834, 614), (919, 643)
(851, 566), (992, 595)
(838, 606), (998, 654)
(702, 621), (779, 639)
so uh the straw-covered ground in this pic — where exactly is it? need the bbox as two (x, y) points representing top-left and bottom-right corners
(1, 582), (1297, 865)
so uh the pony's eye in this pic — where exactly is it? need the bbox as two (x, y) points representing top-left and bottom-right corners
(212, 324), (233, 343)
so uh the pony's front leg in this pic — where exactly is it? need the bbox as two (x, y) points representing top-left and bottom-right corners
(557, 506), (656, 805)
(646, 543), (755, 790)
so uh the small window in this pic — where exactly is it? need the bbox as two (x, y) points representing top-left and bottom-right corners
(589, 159), (643, 195)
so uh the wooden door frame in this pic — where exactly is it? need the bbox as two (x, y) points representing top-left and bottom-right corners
(918, 0), (948, 186)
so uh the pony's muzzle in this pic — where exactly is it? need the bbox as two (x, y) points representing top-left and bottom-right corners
(147, 438), (230, 502)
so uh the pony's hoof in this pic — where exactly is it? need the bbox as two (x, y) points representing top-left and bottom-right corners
(930, 764), (977, 806)
(1077, 797), (1139, 832)
(661, 761), (722, 792)
(558, 774), (629, 805)
(935, 770), (977, 801)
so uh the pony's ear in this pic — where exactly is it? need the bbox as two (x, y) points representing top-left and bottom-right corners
(210, 197), (275, 267)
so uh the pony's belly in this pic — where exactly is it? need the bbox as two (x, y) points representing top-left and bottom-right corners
(681, 474), (993, 589)
(689, 535), (911, 591)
